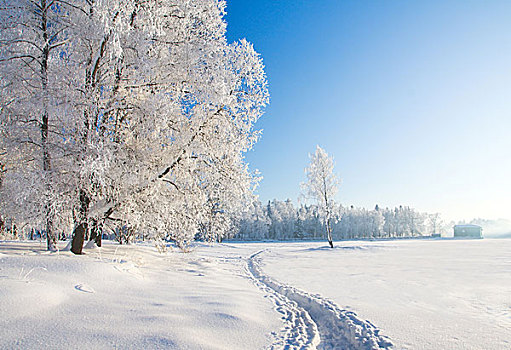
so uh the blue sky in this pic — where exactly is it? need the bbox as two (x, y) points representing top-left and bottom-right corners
(225, 1), (511, 222)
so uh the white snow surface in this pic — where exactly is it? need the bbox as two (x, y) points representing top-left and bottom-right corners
(0, 238), (510, 349)
(0, 241), (280, 349)
(259, 239), (511, 350)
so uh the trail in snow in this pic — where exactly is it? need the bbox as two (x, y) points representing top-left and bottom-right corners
(247, 252), (320, 349)
(247, 250), (393, 350)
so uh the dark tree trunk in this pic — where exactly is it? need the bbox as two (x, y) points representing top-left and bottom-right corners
(71, 190), (90, 255)
(95, 229), (102, 247)
(326, 218), (334, 248)
(71, 223), (87, 255)
(45, 212), (56, 250)
(89, 219), (102, 247)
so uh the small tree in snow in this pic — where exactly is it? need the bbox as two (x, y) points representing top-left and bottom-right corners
(302, 146), (339, 248)
(428, 213), (444, 235)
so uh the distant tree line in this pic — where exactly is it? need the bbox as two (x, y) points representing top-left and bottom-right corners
(232, 200), (446, 241)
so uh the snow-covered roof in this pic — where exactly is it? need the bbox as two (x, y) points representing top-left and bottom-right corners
(453, 224), (482, 229)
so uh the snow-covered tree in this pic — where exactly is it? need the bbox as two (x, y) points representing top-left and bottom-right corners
(237, 200), (270, 240)
(0, 0), (269, 251)
(427, 213), (444, 235)
(302, 146), (339, 248)
(0, 0), (85, 250)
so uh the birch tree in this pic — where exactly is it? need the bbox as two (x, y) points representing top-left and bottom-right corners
(0, 0), (83, 250)
(302, 146), (339, 248)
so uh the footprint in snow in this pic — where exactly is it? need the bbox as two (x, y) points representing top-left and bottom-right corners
(74, 283), (95, 293)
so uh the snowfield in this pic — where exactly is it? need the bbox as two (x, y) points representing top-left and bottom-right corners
(259, 239), (511, 350)
(0, 241), (281, 349)
(0, 238), (510, 349)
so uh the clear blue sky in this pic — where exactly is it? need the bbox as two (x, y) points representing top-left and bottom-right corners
(225, 0), (511, 222)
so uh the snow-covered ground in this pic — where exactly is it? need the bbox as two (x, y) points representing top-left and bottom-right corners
(0, 241), (280, 349)
(260, 239), (511, 350)
(0, 238), (510, 349)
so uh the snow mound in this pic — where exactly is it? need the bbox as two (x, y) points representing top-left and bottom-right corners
(61, 241), (72, 251)
(83, 241), (98, 250)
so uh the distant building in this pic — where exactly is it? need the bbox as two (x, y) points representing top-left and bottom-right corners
(453, 224), (483, 238)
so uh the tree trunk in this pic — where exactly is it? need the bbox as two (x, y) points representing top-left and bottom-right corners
(45, 209), (56, 250)
(39, 0), (58, 251)
(95, 228), (102, 247)
(71, 190), (90, 254)
(327, 235), (333, 248)
(89, 219), (102, 247)
(326, 218), (333, 248)
(71, 223), (87, 255)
